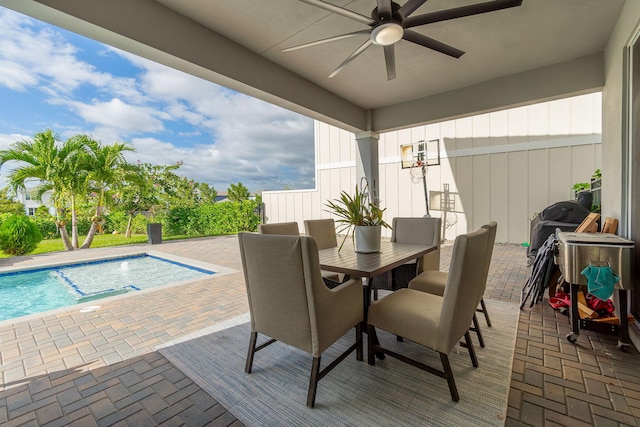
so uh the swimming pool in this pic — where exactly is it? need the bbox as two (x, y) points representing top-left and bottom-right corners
(0, 254), (216, 322)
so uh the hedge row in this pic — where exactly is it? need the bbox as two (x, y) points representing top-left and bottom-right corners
(165, 200), (262, 236)
(23, 200), (262, 239)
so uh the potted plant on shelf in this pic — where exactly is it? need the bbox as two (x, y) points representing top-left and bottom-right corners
(325, 180), (390, 253)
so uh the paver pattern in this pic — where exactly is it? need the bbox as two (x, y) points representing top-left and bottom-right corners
(0, 236), (638, 426)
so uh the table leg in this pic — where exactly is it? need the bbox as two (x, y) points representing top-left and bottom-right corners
(363, 277), (371, 324)
(362, 278), (385, 359)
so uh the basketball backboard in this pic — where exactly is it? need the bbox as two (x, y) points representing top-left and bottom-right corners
(400, 139), (440, 169)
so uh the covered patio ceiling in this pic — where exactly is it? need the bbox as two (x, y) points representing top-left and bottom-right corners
(0, 0), (626, 133)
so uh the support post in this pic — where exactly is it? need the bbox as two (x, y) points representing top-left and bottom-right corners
(355, 131), (380, 203)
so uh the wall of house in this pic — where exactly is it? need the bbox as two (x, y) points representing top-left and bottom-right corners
(602, 0), (638, 231)
(263, 93), (602, 244)
(601, 0), (640, 348)
(17, 189), (56, 216)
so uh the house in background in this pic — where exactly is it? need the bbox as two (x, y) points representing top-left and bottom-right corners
(263, 92), (602, 245)
(16, 188), (56, 217)
(214, 191), (228, 202)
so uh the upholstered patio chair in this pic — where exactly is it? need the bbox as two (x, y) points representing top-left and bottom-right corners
(304, 218), (349, 287)
(238, 232), (364, 407)
(408, 222), (497, 348)
(304, 218), (338, 249)
(367, 227), (489, 402)
(371, 217), (441, 298)
(258, 221), (299, 235)
(390, 216), (442, 283)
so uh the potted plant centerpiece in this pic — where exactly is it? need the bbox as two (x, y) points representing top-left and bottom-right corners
(325, 180), (390, 253)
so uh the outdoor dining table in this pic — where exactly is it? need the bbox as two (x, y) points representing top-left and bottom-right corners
(318, 240), (437, 320)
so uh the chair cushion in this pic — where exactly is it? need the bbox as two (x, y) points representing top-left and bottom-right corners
(368, 289), (443, 350)
(408, 270), (448, 296)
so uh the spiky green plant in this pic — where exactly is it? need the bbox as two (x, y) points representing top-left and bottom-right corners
(324, 183), (389, 250)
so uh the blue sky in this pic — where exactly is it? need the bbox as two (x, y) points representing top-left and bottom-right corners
(0, 7), (316, 193)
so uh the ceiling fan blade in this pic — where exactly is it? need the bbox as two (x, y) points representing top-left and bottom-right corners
(403, 0), (522, 29)
(396, 0), (428, 20)
(377, 0), (393, 19)
(298, 0), (375, 26)
(402, 30), (464, 58)
(281, 30), (370, 52)
(329, 39), (373, 78)
(383, 45), (396, 80)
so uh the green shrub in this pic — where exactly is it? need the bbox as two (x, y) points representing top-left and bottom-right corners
(75, 218), (91, 235)
(164, 200), (261, 236)
(0, 212), (13, 225)
(33, 214), (58, 239)
(103, 211), (125, 233)
(33, 215), (91, 238)
(104, 212), (148, 235)
(0, 215), (43, 255)
(130, 214), (148, 234)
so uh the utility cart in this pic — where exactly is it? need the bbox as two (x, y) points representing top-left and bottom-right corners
(555, 232), (634, 349)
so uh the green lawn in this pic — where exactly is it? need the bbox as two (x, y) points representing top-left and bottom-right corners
(0, 233), (222, 258)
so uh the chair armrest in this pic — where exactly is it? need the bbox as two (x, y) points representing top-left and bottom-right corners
(320, 277), (363, 324)
(330, 277), (361, 293)
(312, 276), (363, 354)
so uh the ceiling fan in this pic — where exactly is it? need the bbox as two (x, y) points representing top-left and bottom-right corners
(282, 0), (523, 80)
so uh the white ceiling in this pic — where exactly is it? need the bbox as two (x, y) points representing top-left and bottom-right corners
(0, 0), (626, 133)
(156, 0), (620, 107)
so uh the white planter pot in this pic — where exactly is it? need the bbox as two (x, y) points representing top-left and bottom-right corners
(354, 225), (381, 253)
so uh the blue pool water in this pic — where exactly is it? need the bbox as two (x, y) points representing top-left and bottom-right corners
(0, 255), (215, 322)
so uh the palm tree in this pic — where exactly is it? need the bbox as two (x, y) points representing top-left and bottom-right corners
(78, 136), (137, 249)
(0, 129), (89, 250)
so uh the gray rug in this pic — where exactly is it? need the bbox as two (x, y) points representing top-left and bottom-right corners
(159, 299), (519, 426)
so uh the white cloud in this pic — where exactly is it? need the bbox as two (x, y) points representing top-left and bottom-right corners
(0, 7), (317, 192)
(0, 8), (144, 100)
(0, 60), (38, 91)
(67, 98), (166, 133)
(0, 132), (29, 150)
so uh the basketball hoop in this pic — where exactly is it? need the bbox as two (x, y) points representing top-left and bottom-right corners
(401, 139), (440, 217)
(409, 160), (427, 184)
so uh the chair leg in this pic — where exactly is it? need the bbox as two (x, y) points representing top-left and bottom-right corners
(464, 331), (479, 368)
(307, 357), (321, 407)
(470, 313), (485, 348)
(439, 353), (459, 402)
(245, 331), (258, 374)
(367, 324), (377, 365)
(479, 298), (492, 327)
(356, 323), (363, 361)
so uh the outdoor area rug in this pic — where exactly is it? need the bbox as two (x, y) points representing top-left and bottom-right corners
(158, 299), (519, 426)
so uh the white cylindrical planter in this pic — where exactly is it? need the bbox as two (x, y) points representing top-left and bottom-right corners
(354, 225), (381, 253)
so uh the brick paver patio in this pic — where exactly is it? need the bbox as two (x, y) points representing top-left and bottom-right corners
(0, 236), (638, 426)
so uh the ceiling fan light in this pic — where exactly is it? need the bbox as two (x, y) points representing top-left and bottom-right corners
(371, 23), (403, 46)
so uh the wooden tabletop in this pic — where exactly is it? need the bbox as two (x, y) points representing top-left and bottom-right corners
(318, 241), (436, 278)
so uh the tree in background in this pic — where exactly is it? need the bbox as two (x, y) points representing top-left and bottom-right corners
(111, 163), (160, 238)
(227, 182), (250, 202)
(78, 136), (138, 249)
(195, 182), (217, 204)
(111, 161), (217, 237)
(0, 129), (89, 250)
(0, 188), (25, 216)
